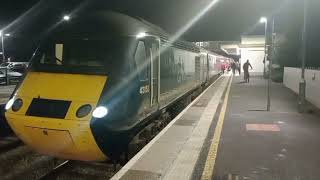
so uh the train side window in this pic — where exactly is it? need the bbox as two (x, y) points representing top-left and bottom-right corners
(135, 41), (148, 81)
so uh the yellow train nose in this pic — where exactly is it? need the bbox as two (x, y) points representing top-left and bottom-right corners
(5, 72), (109, 161)
(7, 114), (107, 161)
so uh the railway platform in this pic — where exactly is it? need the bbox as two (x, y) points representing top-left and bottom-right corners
(112, 74), (320, 180)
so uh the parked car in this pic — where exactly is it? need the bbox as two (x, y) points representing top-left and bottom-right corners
(0, 62), (29, 73)
(0, 65), (23, 85)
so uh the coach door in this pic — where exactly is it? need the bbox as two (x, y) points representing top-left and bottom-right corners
(148, 38), (160, 109)
(135, 40), (151, 117)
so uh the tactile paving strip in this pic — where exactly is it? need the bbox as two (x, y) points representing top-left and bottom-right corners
(246, 124), (280, 132)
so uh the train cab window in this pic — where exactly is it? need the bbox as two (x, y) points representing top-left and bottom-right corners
(32, 38), (135, 75)
(135, 41), (148, 81)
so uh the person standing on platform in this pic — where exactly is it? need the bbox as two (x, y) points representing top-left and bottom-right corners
(236, 61), (241, 75)
(231, 60), (236, 75)
(243, 60), (253, 83)
(221, 62), (225, 74)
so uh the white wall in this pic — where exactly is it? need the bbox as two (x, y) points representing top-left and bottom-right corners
(284, 67), (320, 109)
(240, 35), (265, 75)
(240, 48), (264, 74)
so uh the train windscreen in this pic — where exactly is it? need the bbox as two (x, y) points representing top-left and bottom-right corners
(31, 38), (135, 75)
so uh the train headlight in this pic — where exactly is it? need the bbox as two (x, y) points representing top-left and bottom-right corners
(92, 106), (108, 118)
(12, 98), (23, 112)
(5, 98), (15, 111)
(76, 104), (92, 118)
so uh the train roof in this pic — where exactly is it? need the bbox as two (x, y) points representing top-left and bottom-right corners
(51, 11), (199, 52)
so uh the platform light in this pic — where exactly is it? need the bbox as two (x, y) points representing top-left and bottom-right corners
(136, 32), (147, 38)
(260, 17), (267, 23)
(92, 106), (108, 118)
(4, 33), (10, 37)
(0, 31), (2, 37)
(63, 15), (70, 21)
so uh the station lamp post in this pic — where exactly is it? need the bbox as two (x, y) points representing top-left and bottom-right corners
(260, 17), (268, 78)
(260, 17), (272, 111)
(0, 31), (4, 62)
(298, 0), (308, 113)
(0, 31), (11, 63)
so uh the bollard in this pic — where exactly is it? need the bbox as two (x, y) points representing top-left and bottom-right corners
(298, 79), (306, 113)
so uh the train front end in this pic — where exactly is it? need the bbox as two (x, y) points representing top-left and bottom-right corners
(4, 21), (137, 161)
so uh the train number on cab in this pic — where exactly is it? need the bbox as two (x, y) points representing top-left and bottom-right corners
(139, 85), (150, 94)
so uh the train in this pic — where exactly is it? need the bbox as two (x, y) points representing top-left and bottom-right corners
(4, 11), (229, 162)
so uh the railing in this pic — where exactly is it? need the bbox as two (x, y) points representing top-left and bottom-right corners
(305, 67), (320, 71)
(286, 66), (320, 71)
(0, 67), (10, 85)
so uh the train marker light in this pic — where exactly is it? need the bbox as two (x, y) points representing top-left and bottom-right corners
(136, 32), (147, 38)
(12, 99), (23, 112)
(76, 104), (92, 118)
(5, 98), (14, 110)
(92, 106), (108, 118)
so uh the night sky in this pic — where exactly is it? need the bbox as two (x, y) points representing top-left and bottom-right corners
(0, 0), (319, 66)
(0, 0), (289, 41)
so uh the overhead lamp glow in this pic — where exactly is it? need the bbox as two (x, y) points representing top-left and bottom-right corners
(63, 15), (70, 21)
(136, 32), (147, 38)
(4, 33), (10, 37)
(260, 17), (267, 23)
(0, 31), (2, 37)
(92, 106), (108, 118)
(5, 98), (15, 110)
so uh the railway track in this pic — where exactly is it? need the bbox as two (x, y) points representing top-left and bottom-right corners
(37, 160), (71, 180)
(0, 136), (22, 154)
(0, 145), (66, 180)
(37, 160), (121, 180)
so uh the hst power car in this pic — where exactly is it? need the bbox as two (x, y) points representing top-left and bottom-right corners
(5, 11), (226, 161)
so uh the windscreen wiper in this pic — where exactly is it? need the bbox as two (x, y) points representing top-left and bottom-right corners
(54, 57), (63, 63)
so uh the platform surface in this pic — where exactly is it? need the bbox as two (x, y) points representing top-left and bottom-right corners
(211, 76), (320, 180)
(113, 75), (320, 180)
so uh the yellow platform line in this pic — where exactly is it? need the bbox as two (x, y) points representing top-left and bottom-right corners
(201, 75), (233, 180)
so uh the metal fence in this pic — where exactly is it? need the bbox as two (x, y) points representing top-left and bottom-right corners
(0, 67), (22, 85)
(0, 67), (10, 85)
(306, 67), (320, 71)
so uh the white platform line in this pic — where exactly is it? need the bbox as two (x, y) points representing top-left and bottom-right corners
(111, 75), (224, 180)
(163, 75), (230, 180)
(201, 75), (233, 180)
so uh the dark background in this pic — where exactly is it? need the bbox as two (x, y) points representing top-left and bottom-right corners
(0, 0), (319, 67)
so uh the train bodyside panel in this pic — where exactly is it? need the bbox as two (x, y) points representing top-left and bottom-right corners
(159, 43), (200, 108)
